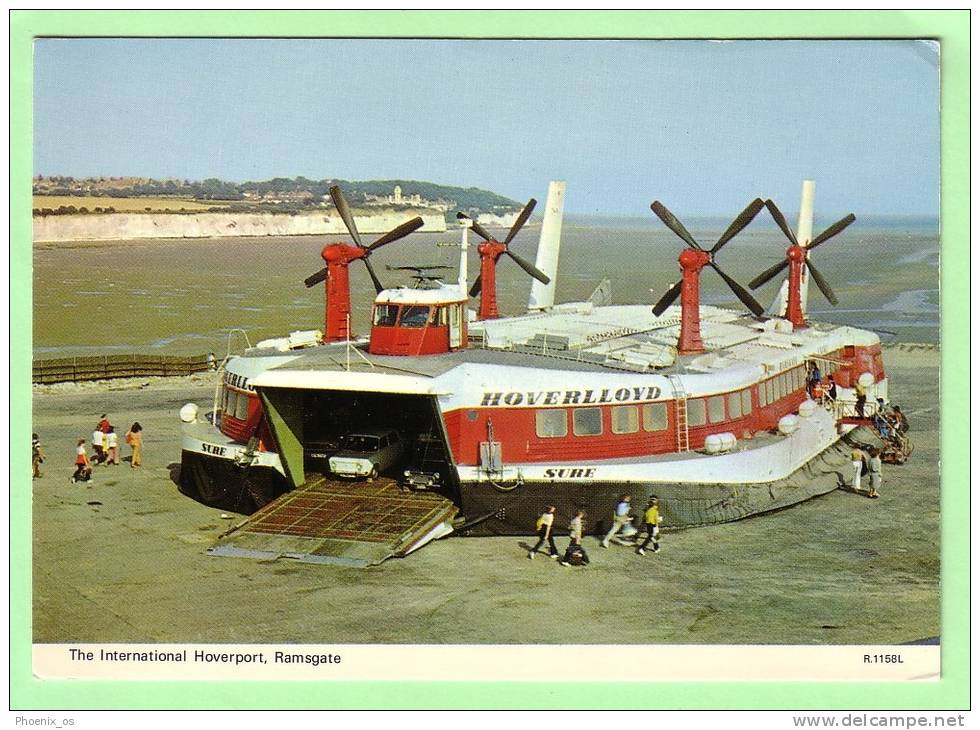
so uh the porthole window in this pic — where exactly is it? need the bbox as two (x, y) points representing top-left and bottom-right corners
(466, 410), (478, 422)
(573, 407), (603, 436)
(708, 395), (726, 424)
(687, 399), (706, 427)
(642, 402), (668, 432)
(535, 409), (567, 438)
(612, 405), (639, 434)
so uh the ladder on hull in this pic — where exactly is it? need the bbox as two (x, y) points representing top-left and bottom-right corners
(668, 374), (690, 453)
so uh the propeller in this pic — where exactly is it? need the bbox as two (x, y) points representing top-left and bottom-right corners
(458, 198), (551, 297)
(304, 185), (424, 293)
(748, 199), (855, 306)
(650, 199), (766, 317)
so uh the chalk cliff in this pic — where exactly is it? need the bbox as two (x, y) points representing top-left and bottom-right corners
(33, 210), (448, 242)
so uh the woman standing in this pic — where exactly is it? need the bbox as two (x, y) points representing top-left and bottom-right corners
(126, 422), (143, 468)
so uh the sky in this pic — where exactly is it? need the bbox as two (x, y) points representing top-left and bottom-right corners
(32, 38), (940, 217)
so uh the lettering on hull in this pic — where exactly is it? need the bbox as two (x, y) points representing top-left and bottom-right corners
(543, 467), (598, 479)
(481, 386), (661, 408)
(201, 443), (227, 457)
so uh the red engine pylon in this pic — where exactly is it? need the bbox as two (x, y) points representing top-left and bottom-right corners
(650, 199), (766, 355)
(749, 199), (855, 329)
(304, 186), (424, 342)
(458, 199), (550, 320)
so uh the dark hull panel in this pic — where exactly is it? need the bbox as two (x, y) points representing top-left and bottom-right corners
(178, 450), (290, 515)
(457, 429), (872, 536)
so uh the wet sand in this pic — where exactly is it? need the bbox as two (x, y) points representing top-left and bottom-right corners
(30, 344), (940, 645)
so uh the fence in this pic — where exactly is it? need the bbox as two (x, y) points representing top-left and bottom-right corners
(33, 353), (213, 384)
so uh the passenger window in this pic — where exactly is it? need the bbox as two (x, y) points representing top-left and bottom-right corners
(224, 390), (236, 418)
(437, 307), (448, 326)
(234, 391), (249, 420)
(687, 399), (706, 427)
(741, 389), (752, 414)
(373, 304), (399, 327)
(399, 306), (431, 328)
(573, 407), (603, 436)
(766, 379), (775, 404)
(708, 395), (726, 424)
(536, 409), (567, 438)
(612, 406), (639, 434)
(728, 392), (742, 419)
(642, 403), (668, 432)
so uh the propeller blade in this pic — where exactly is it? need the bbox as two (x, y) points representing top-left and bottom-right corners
(807, 213), (856, 250)
(711, 198), (765, 254)
(455, 212), (495, 242)
(763, 199), (799, 246)
(805, 259), (839, 305)
(651, 201), (703, 251)
(502, 198), (537, 246)
(329, 185), (363, 248)
(709, 262), (765, 317)
(748, 258), (790, 290)
(304, 268), (327, 288)
(469, 274), (482, 298)
(652, 279), (683, 317)
(504, 249), (550, 285)
(368, 216), (424, 251)
(361, 257), (384, 293)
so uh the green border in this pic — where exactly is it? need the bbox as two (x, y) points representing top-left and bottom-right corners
(11, 10), (969, 710)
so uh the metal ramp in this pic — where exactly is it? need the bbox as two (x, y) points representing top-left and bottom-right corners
(208, 476), (458, 567)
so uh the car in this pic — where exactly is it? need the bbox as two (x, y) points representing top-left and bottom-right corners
(328, 429), (405, 479)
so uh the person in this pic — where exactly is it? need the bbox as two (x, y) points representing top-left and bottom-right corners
(32, 433), (45, 479)
(601, 494), (633, 548)
(560, 510), (590, 566)
(825, 375), (838, 402)
(528, 505), (559, 560)
(106, 426), (120, 465)
(98, 414), (111, 433)
(126, 422), (143, 468)
(867, 447), (882, 499)
(851, 446), (868, 493)
(207, 352), (217, 371)
(71, 438), (92, 483)
(891, 405), (909, 434)
(637, 496), (663, 556)
(807, 362), (822, 398)
(854, 379), (867, 418)
(91, 428), (107, 465)
(871, 398), (892, 439)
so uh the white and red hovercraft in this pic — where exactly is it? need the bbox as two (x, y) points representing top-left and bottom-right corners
(179, 180), (892, 538)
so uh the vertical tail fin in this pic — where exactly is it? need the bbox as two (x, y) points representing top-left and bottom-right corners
(528, 181), (566, 311)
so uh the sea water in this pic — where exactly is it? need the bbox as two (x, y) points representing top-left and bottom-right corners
(31, 216), (940, 357)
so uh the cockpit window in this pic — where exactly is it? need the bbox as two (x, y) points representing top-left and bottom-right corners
(399, 305), (431, 328)
(373, 304), (399, 327)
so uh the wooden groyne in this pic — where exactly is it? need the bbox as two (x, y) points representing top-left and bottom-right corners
(32, 353), (212, 384)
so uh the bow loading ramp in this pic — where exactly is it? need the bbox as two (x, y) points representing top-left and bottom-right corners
(208, 476), (458, 567)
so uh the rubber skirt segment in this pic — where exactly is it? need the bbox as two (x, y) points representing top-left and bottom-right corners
(457, 429), (878, 536)
(178, 450), (290, 515)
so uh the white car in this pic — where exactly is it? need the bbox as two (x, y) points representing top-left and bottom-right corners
(328, 429), (405, 479)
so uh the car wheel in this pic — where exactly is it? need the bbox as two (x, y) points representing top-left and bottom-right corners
(369, 466), (379, 479)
